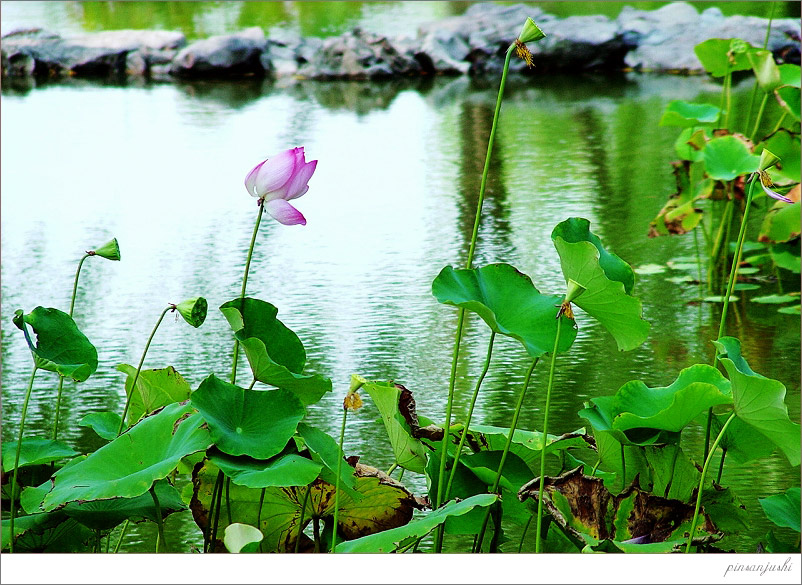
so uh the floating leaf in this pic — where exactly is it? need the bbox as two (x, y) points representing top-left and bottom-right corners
(220, 298), (331, 405)
(40, 402), (211, 511)
(751, 294), (799, 304)
(633, 263), (666, 275)
(224, 523), (264, 553)
(117, 364), (192, 426)
(78, 411), (123, 441)
(12, 307), (98, 382)
(209, 451), (322, 489)
(702, 295), (739, 303)
(659, 101), (720, 127)
(694, 38), (754, 78)
(713, 337), (800, 466)
(759, 487), (801, 532)
(191, 374), (305, 460)
(335, 494), (497, 553)
(552, 218), (649, 351)
(357, 377), (428, 473)
(1, 439), (78, 472)
(732, 283), (760, 291)
(703, 135), (760, 181)
(777, 304), (801, 315)
(432, 263), (576, 357)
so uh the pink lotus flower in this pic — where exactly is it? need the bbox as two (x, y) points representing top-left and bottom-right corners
(244, 147), (317, 225)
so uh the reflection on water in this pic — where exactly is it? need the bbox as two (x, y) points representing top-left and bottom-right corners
(1, 72), (798, 553)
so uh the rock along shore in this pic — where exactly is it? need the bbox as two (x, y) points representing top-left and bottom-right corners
(2, 2), (799, 81)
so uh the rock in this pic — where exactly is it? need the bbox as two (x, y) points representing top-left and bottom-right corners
(309, 28), (422, 79)
(170, 27), (266, 77)
(415, 28), (471, 74)
(69, 29), (185, 51)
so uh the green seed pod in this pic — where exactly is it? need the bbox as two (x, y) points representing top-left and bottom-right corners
(518, 17), (546, 44)
(174, 297), (208, 328)
(92, 238), (121, 261)
(758, 148), (780, 172)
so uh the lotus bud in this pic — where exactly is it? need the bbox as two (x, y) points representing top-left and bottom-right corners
(173, 297), (208, 328)
(92, 238), (121, 261)
(758, 148), (780, 172)
(349, 374), (366, 393)
(518, 18), (546, 44)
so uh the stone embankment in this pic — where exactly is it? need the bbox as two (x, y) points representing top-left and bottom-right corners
(2, 2), (799, 80)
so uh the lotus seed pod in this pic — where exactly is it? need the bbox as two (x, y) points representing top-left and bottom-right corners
(174, 297), (208, 328)
(92, 238), (121, 261)
(758, 148), (779, 171)
(518, 18), (545, 44)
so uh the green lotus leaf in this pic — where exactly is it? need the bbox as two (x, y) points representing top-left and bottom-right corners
(763, 529), (799, 553)
(551, 218), (649, 351)
(673, 127), (711, 162)
(776, 86), (801, 121)
(611, 364), (733, 438)
(432, 263), (577, 357)
(220, 298), (331, 406)
(335, 494), (497, 553)
(771, 241), (801, 274)
(191, 459), (420, 553)
(694, 38), (754, 77)
(642, 444), (700, 502)
(709, 413), (776, 465)
(701, 484), (749, 534)
(78, 411), (123, 441)
(41, 402), (211, 511)
(748, 49), (782, 92)
(191, 374), (305, 460)
(224, 523), (264, 553)
(778, 64), (801, 88)
(12, 307), (98, 382)
(358, 377), (428, 473)
(659, 100), (720, 127)
(117, 364), (192, 426)
(295, 423), (358, 498)
(61, 479), (186, 531)
(777, 304), (801, 314)
(713, 337), (801, 466)
(208, 451), (322, 489)
(759, 202), (801, 244)
(460, 450), (532, 526)
(751, 293), (800, 304)
(1, 439), (78, 472)
(703, 135), (760, 181)
(761, 131), (800, 183)
(1, 512), (93, 553)
(759, 487), (801, 532)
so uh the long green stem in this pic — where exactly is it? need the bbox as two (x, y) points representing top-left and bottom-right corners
(534, 315), (564, 553)
(686, 412), (736, 553)
(9, 366), (38, 553)
(209, 470), (224, 552)
(205, 471), (223, 553)
(434, 42), (516, 555)
(113, 520), (129, 553)
(231, 201), (265, 385)
(716, 448), (727, 485)
(117, 306), (171, 435)
(256, 487), (266, 553)
(723, 69), (732, 131)
(444, 332), (496, 501)
(69, 253), (90, 316)
(518, 515), (533, 553)
(294, 485), (312, 554)
(474, 357), (539, 553)
(703, 177), (759, 460)
(150, 485), (166, 553)
(750, 93), (769, 142)
(745, 1), (776, 132)
(331, 405), (348, 553)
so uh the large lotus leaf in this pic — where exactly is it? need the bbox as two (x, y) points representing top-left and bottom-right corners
(209, 451), (322, 489)
(463, 424), (591, 471)
(759, 487), (801, 532)
(701, 484), (749, 534)
(432, 263), (577, 357)
(582, 426), (652, 494)
(12, 307), (97, 382)
(220, 298), (331, 406)
(778, 64), (802, 88)
(659, 100), (720, 127)
(1, 512), (93, 553)
(116, 364), (192, 426)
(61, 479), (186, 531)
(759, 202), (801, 244)
(611, 364), (732, 438)
(191, 459), (420, 552)
(709, 412), (776, 465)
(295, 423), (357, 495)
(776, 86), (801, 121)
(335, 494), (498, 553)
(762, 131), (801, 183)
(518, 468), (720, 547)
(642, 445), (700, 502)
(713, 337), (800, 466)
(424, 449), (489, 535)
(694, 38), (754, 78)
(460, 450), (533, 526)
(703, 135), (760, 181)
(78, 411), (123, 441)
(579, 396), (678, 447)
(551, 218), (649, 351)
(358, 377), (428, 473)
(40, 402), (211, 511)
(1, 438), (78, 472)
(191, 374), (304, 460)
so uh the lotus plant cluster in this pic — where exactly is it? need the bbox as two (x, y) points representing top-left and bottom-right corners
(2, 15), (799, 557)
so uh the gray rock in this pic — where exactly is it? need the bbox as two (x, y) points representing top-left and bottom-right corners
(170, 27), (266, 77)
(416, 27), (471, 74)
(309, 28), (421, 79)
(69, 29), (185, 51)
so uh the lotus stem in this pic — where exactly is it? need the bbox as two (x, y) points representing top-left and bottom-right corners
(294, 485), (312, 554)
(386, 462), (398, 476)
(518, 515), (534, 553)
(686, 412), (736, 553)
(750, 93), (769, 142)
(231, 201), (265, 385)
(475, 357), (539, 553)
(313, 517), (321, 553)
(716, 64), (729, 129)
(225, 478), (233, 525)
(331, 404), (348, 553)
(444, 332), (496, 502)
(745, 2), (776, 131)
(150, 485), (166, 553)
(209, 470), (225, 553)
(434, 42), (516, 555)
(257, 487), (267, 553)
(704, 176), (759, 459)
(716, 448), (727, 485)
(117, 305), (171, 436)
(205, 471), (223, 553)
(113, 520), (129, 553)
(9, 366), (39, 553)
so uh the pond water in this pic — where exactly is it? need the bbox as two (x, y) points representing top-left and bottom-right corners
(2, 69), (799, 552)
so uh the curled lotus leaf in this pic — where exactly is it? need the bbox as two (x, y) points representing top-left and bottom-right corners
(1, 439), (78, 472)
(117, 364), (192, 426)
